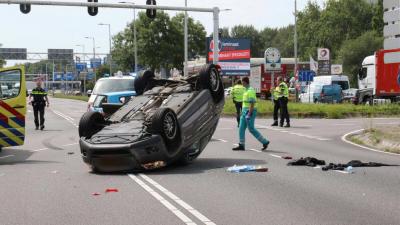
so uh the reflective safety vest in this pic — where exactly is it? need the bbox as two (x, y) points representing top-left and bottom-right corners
(242, 87), (257, 109)
(232, 84), (245, 102)
(279, 82), (289, 98)
(273, 86), (280, 100)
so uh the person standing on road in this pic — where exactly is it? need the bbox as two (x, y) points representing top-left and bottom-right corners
(271, 76), (281, 126)
(232, 77), (269, 151)
(28, 79), (49, 130)
(278, 77), (290, 127)
(231, 79), (246, 127)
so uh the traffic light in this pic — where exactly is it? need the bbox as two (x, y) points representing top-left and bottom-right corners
(146, 0), (156, 19)
(87, 0), (98, 16)
(20, 4), (31, 14)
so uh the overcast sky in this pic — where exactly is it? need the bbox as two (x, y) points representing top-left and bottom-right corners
(0, 0), (325, 66)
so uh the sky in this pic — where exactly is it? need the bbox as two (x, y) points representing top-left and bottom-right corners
(0, 0), (325, 66)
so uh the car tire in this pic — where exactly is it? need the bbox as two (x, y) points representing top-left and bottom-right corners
(134, 70), (155, 95)
(79, 111), (105, 138)
(199, 64), (224, 103)
(150, 108), (181, 149)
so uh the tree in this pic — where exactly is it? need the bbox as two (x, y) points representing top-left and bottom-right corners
(230, 25), (263, 57)
(112, 11), (207, 74)
(95, 64), (110, 78)
(337, 31), (383, 87)
(372, 0), (384, 36)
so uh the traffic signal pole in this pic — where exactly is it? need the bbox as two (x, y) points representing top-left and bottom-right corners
(0, 0), (220, 65)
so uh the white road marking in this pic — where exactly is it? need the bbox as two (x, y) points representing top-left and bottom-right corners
(333, 123), (356, 126)
(51, 110), (78, 127)
(62, 143), (79, 147)
(341, 129), (400, 156)
(215, 139), (228, 143)
(139, 174), (216, 225)
(249, 148), (261, 153)
(128, 174), (198, 225)
(0, 155), (15, 159)
(335, 170), (350, 174)
(217, 128), (234, 130)
(31, 148), (49, 152)
(27, 110), (32, 113)
(269, 154), (282, 159)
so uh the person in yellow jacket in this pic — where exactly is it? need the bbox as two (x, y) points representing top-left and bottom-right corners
(271, 76), (281, 126)
(278, 77), (290, 127)
(231, 79), (246, 126)
(232, 77), (269, 151)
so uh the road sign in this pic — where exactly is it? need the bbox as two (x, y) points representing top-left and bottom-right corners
(48, 49), (73, 61)
(298, 70), (315, 82)
(265, 48), (281, 71)
(0, 48), (27, 60)
(90, 58), (102, 69)
(76, 62), (87, 72)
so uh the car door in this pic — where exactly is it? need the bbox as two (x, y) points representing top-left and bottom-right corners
(0, 66), (26, 148)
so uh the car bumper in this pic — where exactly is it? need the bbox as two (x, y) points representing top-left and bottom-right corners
(80, 135), (169, 172)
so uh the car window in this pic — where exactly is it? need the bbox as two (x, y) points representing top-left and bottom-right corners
(0, 69), (21, 99)
(332, 81), (349, 90)
(93, 79), (135, 94)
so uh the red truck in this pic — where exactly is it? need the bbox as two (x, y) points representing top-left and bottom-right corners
(250, 63), (288, 99)
(358, 48), (400, 104)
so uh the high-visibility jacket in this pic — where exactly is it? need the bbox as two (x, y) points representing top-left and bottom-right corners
(279, 82), (289, 98)
(242, 87), (257, 109)
(273, 86), (280, 100)
(231, 84), (245, 102)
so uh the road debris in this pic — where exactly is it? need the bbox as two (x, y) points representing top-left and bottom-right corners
(322, 160), (398, 171)
(92, 192), (101, 196)
(282, 156), (293, 160)
(287, 157), (326, 167)
(67, 152), (75, 155)
(142, 161), (166, 170)
(227, 165), (268, 173)
(105, 188), (119, 193)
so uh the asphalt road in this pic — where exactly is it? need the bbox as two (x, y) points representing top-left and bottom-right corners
(0, 98), (399, 225)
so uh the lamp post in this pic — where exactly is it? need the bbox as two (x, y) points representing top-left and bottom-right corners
(76, 44), (86, 94)
(294, 0), (299, 102)
(184, 0), (188, 76)
(85, 36), (96, 82)
(119, 1), (138, 72)
(75, 44), (85, 61)
(98, 23), (113, 76)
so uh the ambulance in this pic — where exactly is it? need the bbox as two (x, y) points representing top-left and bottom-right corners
(0, 66), (26, 152)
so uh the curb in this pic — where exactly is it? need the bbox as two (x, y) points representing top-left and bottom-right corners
(341, 129), (400, 156)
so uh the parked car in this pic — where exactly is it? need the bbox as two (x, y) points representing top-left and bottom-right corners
(90, 91), (137, 116)
(319, 84), (343, 103)
(78, 64), (225, 172)
(300, 83), (323, 103)
(87, 75), (136, 110)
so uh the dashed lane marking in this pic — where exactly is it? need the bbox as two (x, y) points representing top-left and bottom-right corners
(128, 174), (199, 225)
(249, 148), (261, 153)
(51, 110), (79, 128)
(0, 155), (15, 159)
(140, 174), (217, 225)
(269, 154), (282, 159)
(215, 139), (228, 143)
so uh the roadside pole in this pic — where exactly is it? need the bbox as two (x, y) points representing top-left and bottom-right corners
(184, 0), (188, 76)
(294, 0), (299, 102)
(271, 71), (274, 102)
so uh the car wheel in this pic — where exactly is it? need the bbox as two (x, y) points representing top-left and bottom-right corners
(199, 64), (224, 103)
(150, 108), (181, 149)
(79, 111), (105, 138)
(134, 70), (155, 95)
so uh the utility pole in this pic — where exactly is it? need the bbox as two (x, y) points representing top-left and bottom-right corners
(184, 0), (188, 76)
(85, 36), (96, 82)
(294, 0), (299, 102)
(99, 23), (112, 76)
(134, 6), (137, 72)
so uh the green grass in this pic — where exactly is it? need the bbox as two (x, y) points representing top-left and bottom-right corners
(223, 97), (400, 119)
(52, 93), (89, 102)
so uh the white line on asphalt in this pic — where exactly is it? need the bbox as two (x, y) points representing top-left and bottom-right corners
(269, 154), (282, 159)
(62, 143), (79, 147)
(335, 170), (350, 174)
(31, 148), (49, 152)
(215, 139), (228, 143)
(341, 129), (400, 156)
(128, 174), (198, 225)
(0, 155), (15, 159)
(51, 110), (78, 127)
(139, 174), (216, 225)
(217, 128), (234, 130)
(333, 123), (356, 126)
(249, 148), (261, 153)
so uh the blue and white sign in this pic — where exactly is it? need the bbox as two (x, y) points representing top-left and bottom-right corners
(298, 70), (315, 82)
(75, 62), (87, 72)
(90, 58), (102, 69)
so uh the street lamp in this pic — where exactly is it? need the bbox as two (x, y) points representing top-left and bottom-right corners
(119, 1), (138, 72)
(75, 44), (85, 61)
(184, 0), (188, 77)
(85, 36), (96, 82)
(98, 23), (113, 76)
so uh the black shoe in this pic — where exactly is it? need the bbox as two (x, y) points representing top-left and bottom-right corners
(284, 124), (291, 128)
(262, 142), (269, 151)
(232, 144), (245, 151)
(40, 125), (45, 130)
(271, 122), (278, 126)
(35, 126), (39, 130)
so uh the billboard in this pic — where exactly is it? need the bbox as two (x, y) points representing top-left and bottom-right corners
(207, 38), (250, 76)
(0, 48), (27, 60)
(48, 49), (73, 61)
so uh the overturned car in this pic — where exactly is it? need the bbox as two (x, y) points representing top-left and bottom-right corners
(78, 64), (224, 172)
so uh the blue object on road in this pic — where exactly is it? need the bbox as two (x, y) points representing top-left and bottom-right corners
(227, 165), (268, 173)
(345, 166), (354, 174)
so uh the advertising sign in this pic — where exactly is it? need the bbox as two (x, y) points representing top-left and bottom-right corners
(317, 48), (331, 75)
(331, 64), (343, 75)
(318, 48), (330, 61)
(207, 38), (250, 76)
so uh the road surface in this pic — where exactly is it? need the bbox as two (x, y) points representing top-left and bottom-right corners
(0, 98), (399, 225)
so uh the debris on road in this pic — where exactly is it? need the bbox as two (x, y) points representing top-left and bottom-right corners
(287, 157), (326, 167)
(282, 156), (293, 160)
(67, 152), (75, 155)
(227, 165), (268, 173)
(142, 161), (166, 170)
(92, 192), (101, 196)
(322, 160), (398, 171)
(105, 188), (119, 193)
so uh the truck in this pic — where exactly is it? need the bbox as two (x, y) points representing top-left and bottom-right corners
(358, 48), (400, 104)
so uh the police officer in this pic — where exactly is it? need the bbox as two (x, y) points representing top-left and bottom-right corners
(271, 76), (281, 126)
(28, 79), (49, 130)
(232, 77), (269, 151)
(231, 79), (245, 126)
(278, 77), (290, 127)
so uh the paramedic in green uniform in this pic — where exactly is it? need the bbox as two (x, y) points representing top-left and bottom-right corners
(232, 77), (269, 151)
